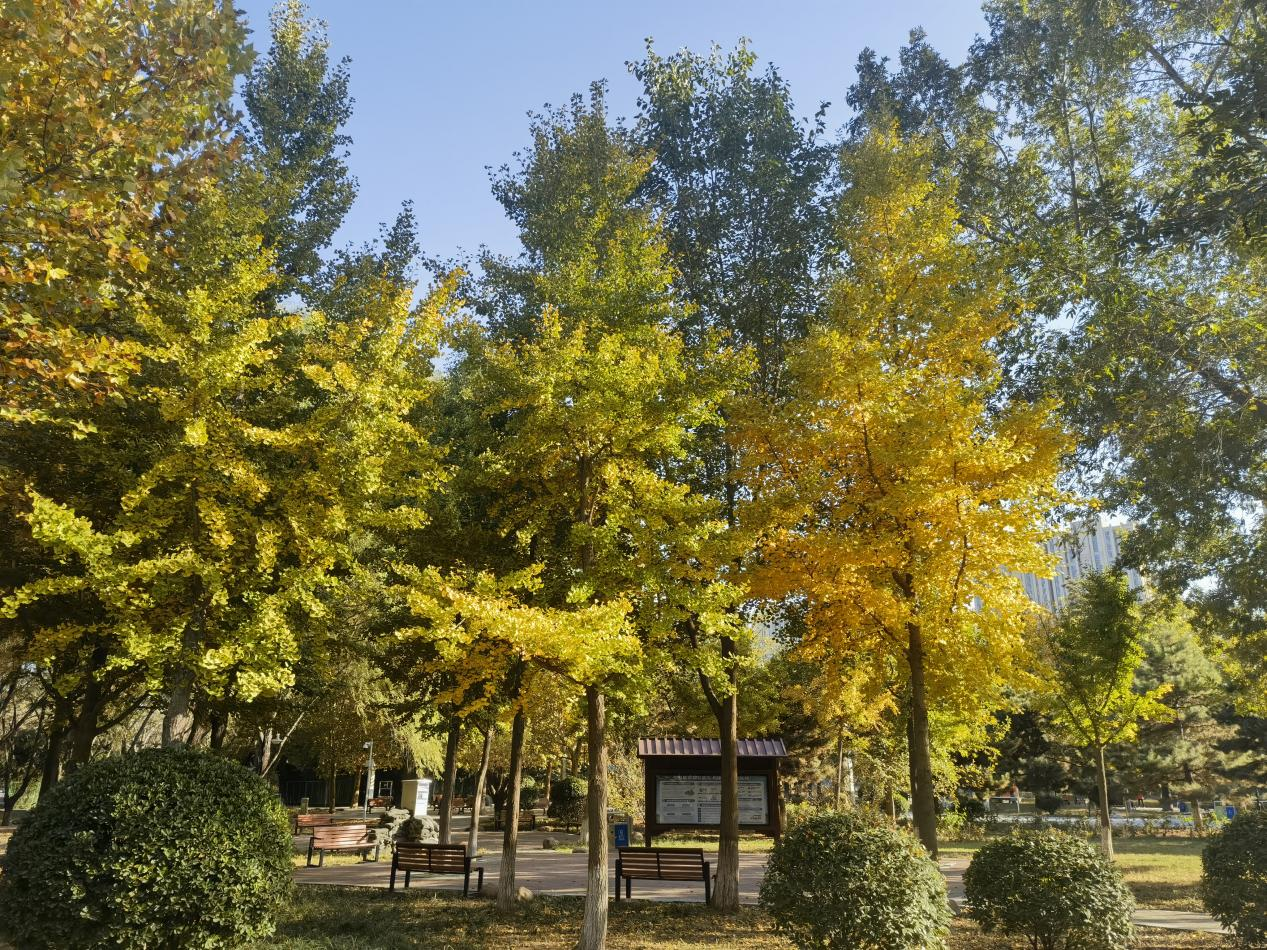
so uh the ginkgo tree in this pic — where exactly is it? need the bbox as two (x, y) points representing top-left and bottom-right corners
(0, 0), (248, 429)
(740, 125), (1068, 856)
(2, 179), (453, 754)
(453, 86), (729, 949)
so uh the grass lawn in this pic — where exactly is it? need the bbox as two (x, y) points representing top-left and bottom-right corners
(654, 833), (775, 853)
(269, 889), (1222, 949)
(942, 835), (1206, 913)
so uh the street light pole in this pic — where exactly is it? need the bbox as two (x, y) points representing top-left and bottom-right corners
(362, 741), (374, 820)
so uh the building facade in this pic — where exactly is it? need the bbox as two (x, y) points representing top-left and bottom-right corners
(1019, 520), (1145, 611)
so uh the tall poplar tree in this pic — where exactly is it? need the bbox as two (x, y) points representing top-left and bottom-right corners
(242, 0), (356, 302)
(464, 86), (725, 948)
(741, 127), (1067, 855)
(630, 41), (832, 910)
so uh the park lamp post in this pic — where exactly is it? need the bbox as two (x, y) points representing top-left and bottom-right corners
(362, 741), (374, 820)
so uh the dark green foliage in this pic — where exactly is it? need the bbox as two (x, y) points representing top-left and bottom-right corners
(759, 810), (949, 949)
(547, 775), (586, 829)
(957, 794), (987, 819)
(398, 817), (426, 841)
(964, 830), (1134, 950)
(0, 747), (293, 949)
(1201, 809), (1267, 947)
(243, 0), (356, 299)
(1035, 791), (1064, 815)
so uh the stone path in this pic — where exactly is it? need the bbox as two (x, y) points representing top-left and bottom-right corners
(295, 832), (1225, 934)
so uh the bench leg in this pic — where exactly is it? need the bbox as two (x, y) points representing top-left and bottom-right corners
(704, 862), (711, 906)
(476, 867), (485, 893)
(405, 870), (412, 889)
(614, 859), (621, 901)
(463, 867), (470, 898)
(306, 840), (315, 867)
(389, 860), (398, 891)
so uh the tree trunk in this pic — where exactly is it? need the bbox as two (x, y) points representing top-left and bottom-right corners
(438, 718), (462, 845)
(577, 686), (609, 950)
(351, 763), (364, 809)
(468, 724), (493, 854)
(1160, 782), (1172, 813)
(208, 711), (228, 750)
(1192, 798), (1205, 836)
(1095, 743), (1114, 859)
(163, 596), (204, 748)
(834, 732), (845, 809)
(884, 787), (897, 825)
(907, 623), (939, 856)
(496, 708), (527, 911)
(326, 761), (337, 813)
(544, 763), (553, 815)
(38, 721), (64, 800)
(712, 659), (741, 912)
(258, 726), (276, 776)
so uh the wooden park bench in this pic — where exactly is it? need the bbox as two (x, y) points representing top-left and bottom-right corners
(614, 847), (711, 904)
(492, 809), (537, 832)
(389, 842), (484, 896)
(368, 795), (394, 809)
(306, 823), (381, 867)
(294, 812), (336, 834)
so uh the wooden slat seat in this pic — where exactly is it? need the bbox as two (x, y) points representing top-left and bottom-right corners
(368, 795), (394, 809)
(615, 847), (711, 903)
(389, 842), (484, 896)
(306, 823), (381, 867)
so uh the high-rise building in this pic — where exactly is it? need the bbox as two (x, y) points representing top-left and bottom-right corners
(1018, 520), (1144, 611)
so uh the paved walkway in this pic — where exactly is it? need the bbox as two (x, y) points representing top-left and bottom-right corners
(295, 831), (1224, 934)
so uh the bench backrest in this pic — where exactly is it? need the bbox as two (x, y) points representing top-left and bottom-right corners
(295, 813), (336, 831)
(394, 842), (468, 873)
(312, 823), (370, 847)
(618, 847), (705, 879)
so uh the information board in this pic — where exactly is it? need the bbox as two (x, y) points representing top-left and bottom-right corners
(655, 774), (768, 825)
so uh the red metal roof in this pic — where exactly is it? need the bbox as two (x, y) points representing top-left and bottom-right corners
(636, 737), (787, 758)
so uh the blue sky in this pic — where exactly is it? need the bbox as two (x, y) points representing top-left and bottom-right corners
(233, 1), (987, 266)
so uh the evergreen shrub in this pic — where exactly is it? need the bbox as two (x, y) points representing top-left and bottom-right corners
(0, 746), (292, 949)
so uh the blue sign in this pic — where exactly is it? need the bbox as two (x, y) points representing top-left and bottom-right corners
(614, 822), (630, 848)
(1178, 801), (1189, 814)
(1226, 806), (1237, 820)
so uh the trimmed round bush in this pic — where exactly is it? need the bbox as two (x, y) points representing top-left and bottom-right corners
(759, 810), (949, 949)
(1201, 808), (1267, 947)
(1035, 790), (1064, 815)
(0, 746), (293, 949)
(964, 829), (1134, 950)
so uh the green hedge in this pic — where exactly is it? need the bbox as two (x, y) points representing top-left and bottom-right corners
(759, 810), (949, 949)
(1201, 808), (1267, 947)
(0, 746), (293, 949)
(964, 829), (1134, 950)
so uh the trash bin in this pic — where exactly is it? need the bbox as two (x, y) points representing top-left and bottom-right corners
(613, 821), (631, 848)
